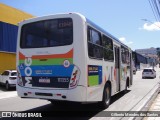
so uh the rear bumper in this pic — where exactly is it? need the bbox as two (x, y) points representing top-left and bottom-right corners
(9, 84), (16, 87)
(16, 85), (87, 102)
(142, 74), (156, 78)
(8, 80), (17, 85)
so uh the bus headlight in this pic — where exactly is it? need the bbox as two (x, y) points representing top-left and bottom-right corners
(69, 66), (80, 88)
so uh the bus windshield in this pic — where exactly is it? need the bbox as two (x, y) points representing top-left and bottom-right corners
(20, 18), (73, 48)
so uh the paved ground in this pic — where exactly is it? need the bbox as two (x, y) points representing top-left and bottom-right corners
(143, 66), (160, 120)
(143, 92), (160, 120)
(150, 93), (160, 111)
(0, 91), (17, 100)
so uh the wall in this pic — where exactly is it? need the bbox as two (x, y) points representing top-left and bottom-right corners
(0, 52), (16, 73)
(0, 3), (33, 25)
(0, 3), (33, 72)
(0, 21), (18, 53)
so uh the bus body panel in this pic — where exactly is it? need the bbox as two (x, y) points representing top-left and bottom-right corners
(16, 85), (87, 102)
(16, 13), (132, 103)
(17, 13), (88, 102)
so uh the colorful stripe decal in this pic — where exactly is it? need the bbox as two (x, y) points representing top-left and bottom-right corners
(18, 48), (79, 88)
(19, 58), (73, 65)
(19, 49), (73, 65)
(88, 75), (99, 86)
(19, 49), (73, 60)
(19, 65), (74, 77)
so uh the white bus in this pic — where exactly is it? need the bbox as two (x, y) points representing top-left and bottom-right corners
(16, 13), (133, 108)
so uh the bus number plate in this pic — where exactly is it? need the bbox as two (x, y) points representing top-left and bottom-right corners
(39, 78), (50, 83)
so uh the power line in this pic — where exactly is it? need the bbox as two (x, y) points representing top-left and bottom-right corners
(148, 0), (158, 21)
(153, 0), (160, 20)
(148, 0), (160, 22)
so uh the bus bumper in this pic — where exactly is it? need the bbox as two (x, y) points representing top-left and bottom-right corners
(16, 85), (87, 102)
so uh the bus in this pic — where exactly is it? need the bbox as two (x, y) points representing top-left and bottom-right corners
(16, 13), (133, 108)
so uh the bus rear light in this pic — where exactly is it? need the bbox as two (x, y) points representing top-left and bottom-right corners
(17, 77), (23, 86)
(69, 66), (80, 89)
(70, 80), (78, 88)
(69, 70), (79, 88)
(17, 69), (23, 86)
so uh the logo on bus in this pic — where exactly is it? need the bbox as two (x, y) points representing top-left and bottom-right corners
(24, 57), (33, 87)
(63, 60), (70, 68)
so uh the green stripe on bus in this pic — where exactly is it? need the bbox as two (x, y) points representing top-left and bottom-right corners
(88, 75), (99, 86)
(19, 58), (73, 65)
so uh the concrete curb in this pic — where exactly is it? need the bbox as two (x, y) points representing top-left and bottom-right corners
(127, 82), (160, 120)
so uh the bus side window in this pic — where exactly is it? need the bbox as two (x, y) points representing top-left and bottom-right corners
(87, 27), (103, 59)
(121, 46), (129, 64)
(102, 35), (114, 61)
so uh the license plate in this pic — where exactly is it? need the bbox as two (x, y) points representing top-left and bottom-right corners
(39, 78), (50, 83)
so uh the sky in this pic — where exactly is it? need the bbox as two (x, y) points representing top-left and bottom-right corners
(1, 0), (160, 50)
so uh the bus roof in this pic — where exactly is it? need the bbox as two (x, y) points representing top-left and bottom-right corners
(86, 18), (130, 49)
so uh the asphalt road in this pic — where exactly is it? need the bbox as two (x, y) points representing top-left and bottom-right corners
(0, 67), (159, 120)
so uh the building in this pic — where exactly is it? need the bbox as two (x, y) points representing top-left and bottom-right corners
(157, 48), (160, 62)
(132, 51), (149, 69)
(135, 47), (160, 65)
(0, 3), (33, 73)
(135, 47), (157, 55)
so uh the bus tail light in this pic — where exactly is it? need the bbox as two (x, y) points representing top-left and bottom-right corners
(69, 66), (80, 89)
(17, 69), (23, 86)
(70, 70), (78, 88)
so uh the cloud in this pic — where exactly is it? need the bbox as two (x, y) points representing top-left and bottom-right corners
(141, 22), (160, 31)
(119, 37), (133, 45)
(119, 37), (126, 42)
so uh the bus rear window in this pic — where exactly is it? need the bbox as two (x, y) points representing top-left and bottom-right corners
(20, 18), (73, 48)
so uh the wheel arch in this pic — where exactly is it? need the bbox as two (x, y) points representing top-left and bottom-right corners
(102, 80), (112, 100)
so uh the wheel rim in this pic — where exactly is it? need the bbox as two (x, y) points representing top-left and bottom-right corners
(6, 83), (9, 90)
(6, 83), (8, 89)
(105, 87), (110, 105)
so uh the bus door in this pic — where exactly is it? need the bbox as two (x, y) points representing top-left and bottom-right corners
(114, 46), (120, 92)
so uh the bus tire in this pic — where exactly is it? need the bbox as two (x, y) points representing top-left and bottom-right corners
(124, 78), (129, 93)
(101, 84), (111, 109)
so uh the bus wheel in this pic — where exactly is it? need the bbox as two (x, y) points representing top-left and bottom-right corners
(124, 78), (129, 93)
(101, 84), (111, 109)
